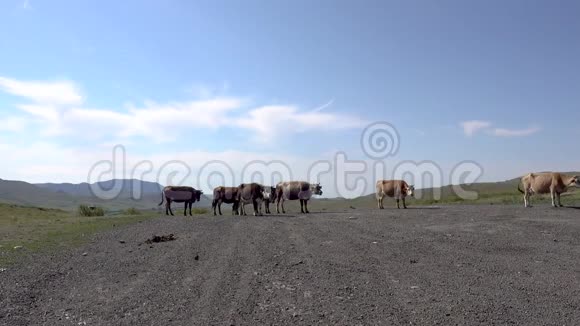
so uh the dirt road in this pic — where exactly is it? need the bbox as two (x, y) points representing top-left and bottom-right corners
(2, 205), (580, 325)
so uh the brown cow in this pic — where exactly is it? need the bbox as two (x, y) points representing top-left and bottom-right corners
(238, 183), (265, 216)
(212, 186), (240, 215)
(276, 181), (323, 214)
(518, 172), (580, 207)
(376, 180), (414, 209)
(158, 186), (203, 216)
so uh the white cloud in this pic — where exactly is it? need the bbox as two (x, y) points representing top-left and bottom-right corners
(0, 76), (83, 105)
(491, 127), (541, 137)
(0, 75), (361, 143)
(460, 120), (491, 137)
(0, 116), (28, 132)
(22, 0), (31, 9)
(236, 105), (365, 141)
(461, 120), (541, 138)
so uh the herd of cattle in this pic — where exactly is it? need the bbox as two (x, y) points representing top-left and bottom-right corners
(158, 172), (580, 216)
(159, 181), (323, 216)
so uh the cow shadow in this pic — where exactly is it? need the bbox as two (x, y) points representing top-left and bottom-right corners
(564, 206), (580, 210)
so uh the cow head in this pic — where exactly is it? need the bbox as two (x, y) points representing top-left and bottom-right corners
(194, 190), (203, 202)
(570, 176), (580, 187)
(269, 186), (277, 201)
(312, 183), (323, 196)
(406, 185), (415, 197)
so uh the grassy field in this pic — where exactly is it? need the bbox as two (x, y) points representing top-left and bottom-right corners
(0, 203), (161, 267)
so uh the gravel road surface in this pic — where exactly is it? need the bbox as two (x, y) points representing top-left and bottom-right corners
(2, 205), (580, 325)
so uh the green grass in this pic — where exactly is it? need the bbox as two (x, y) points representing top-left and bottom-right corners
(123, 207), (141, 215)
(0, 203), (157, 267)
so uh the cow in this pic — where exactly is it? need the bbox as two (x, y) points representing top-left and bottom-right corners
(158, 186), (203, 216)
(276, 182), (323, 214)
(518, 172), (580, 208)
(238, 183), (265, 216)
(263, 186), (277, 214)
(376, 180), (414, 209)
(212, 186), (240, 215)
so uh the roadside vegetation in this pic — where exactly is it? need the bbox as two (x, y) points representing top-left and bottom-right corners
(0, 203), (157, 266)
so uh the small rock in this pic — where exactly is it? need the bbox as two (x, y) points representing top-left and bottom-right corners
(13, 246), (23, 250)
(347, 216), (358, 220)
(82, 252), (88, 256)
(0, 268), (7, 272)
(194, 255), (199, 261)
(410, 286), (419, 289)
(371, 241), (378, 244)
(119, 240), (126, 244)
(410, 259), (418, 264)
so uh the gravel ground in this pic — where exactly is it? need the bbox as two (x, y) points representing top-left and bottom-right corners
(2, 205), (580, 325)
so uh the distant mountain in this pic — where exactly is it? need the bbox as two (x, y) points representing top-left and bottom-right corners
(0, 179), (78, 209)
(0, 179), (207, 211)
(35, 179), (163, 198)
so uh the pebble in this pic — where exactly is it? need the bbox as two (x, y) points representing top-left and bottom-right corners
(13, 246), (23, 250)
(82, 252), (88, 256)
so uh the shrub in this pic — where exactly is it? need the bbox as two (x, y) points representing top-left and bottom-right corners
(78, 204), (105, 217)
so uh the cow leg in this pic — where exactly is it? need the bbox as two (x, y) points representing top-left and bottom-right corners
(253, 199), (259, 216)
(299, 199), (304, 214)
(167, 201), (174, 216)
(189, 202), (193, 216)
(557, 193), (563, 207)
(403, 197), (407, 209)
(396, 199), (400, 209)
(278, 198), (286, 214)
(304, 200), (310, 213)
(183, 203), (187, 216)
(551, 190), (557, 208)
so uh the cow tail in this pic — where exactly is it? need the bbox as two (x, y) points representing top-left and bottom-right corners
(517, 180), (524, 194)
(158, 192), (165, 206)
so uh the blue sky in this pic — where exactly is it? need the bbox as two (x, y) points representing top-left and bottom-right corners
(1, 0), (579, 197)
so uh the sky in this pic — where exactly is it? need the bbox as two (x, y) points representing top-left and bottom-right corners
(1, 0), (579, 198)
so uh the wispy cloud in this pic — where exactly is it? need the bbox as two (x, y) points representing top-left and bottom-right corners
(0, 76), (362, 143)
(235, 105), (365, 141)
(0, 77), (83, 105)
(22, 0), (31, 10)
(461, 120), (541, 138)
(460, 120), (491, 137)
(491, 127), (541, 137)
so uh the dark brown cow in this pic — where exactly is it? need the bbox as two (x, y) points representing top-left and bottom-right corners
(212, 186), (240, 215)
(276, 181), (322, 214)
(375, 180), (414, 209)
(158, 186), (203, 216)
(238, 183), (265, 216)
